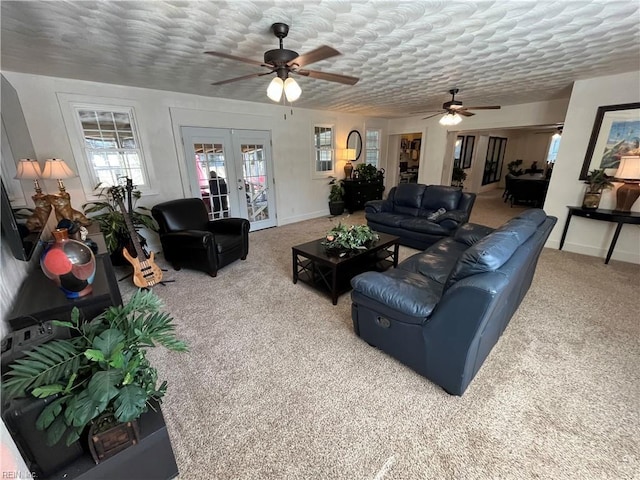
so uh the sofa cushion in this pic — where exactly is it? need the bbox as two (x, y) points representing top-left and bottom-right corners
(398, 218), (449, 235)
(421, 186), (462, 211)
(516, 208), (547, 226)
(366, 212), (408, 228)
(454, 223), (495, 246)
(400, 240), (466, 284)
(444, 221), (537, 288)
(393, 184), (426, 211)
(496, 218), (539, 243)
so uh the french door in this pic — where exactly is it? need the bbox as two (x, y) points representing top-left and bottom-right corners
(181, 127), (276, 231)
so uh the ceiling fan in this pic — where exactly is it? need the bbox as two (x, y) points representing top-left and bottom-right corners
(205, 23), (359, 103)
(422, 89), (501, 123)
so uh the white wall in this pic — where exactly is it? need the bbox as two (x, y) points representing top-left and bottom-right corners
(545, 71), (640, 263)
(2, 72), (389, 237)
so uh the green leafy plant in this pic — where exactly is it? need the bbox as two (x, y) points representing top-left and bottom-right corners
(355, 163), (380, 182)
(321, 223), (379, 256)
(2, 289), (188, 447)
(82, 184), (157, 254)
(451, 167), (467, 187)
(585, 168), (614, 193)
(507, 159), (524, 176)
(328, 178), (344, 203)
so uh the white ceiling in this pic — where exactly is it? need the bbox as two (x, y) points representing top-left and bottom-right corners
(1, 1), (639, 118)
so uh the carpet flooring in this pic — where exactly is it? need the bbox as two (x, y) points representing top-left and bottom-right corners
(117, 190), (639, 480)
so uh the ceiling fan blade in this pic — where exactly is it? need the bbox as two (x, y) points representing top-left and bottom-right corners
(294, 69), (359, 85)
(204, 51), (268, 68)
(211, 71), (273, 86)
(289, 46), (341, 68)
(464, 105), (501, 110)
(458, 110), (475, 117)
(422, 112), (444, 120)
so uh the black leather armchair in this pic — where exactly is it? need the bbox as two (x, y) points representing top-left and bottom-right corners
(151, 198), (249, 277)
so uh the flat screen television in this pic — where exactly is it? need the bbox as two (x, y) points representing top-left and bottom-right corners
(1, 178), (44, 261)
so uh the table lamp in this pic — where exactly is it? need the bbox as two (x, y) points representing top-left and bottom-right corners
(344, 148), (356, 179)
(614, 155), (640, 212)
(14, 159), (52, 231)
(42, 158), (76, 193)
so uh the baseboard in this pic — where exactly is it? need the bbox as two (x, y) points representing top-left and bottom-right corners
(279, 210), (329, 226)
(545, 240), (640, 264)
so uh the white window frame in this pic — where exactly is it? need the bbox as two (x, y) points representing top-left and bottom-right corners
(57, 94), (157, 199)
(312, 124), (335, 178)
(365, 129), (381, 167)
(546, 135), (561, 164)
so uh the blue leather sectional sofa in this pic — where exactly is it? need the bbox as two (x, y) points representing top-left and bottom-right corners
(365, 184), (476, 250)
(350, 209), (557, 395)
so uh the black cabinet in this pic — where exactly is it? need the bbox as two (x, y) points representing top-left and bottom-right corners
(7, 235), (122, 331)
(343, 179), (384, 213)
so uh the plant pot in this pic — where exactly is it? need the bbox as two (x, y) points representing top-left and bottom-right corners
(88, 414), (140, 464)
(329, 201), (344, 216)
(582, 192), (601, 209)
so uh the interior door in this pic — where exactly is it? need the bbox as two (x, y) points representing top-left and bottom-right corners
(181, 127), (276, 231)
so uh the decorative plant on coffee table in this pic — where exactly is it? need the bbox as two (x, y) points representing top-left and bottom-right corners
(321, 223), (379, 257)
(2, 289), (187, 447)
(583, 168), (613, 208)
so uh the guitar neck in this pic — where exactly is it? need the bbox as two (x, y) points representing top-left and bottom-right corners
(115, 196), (147, 259)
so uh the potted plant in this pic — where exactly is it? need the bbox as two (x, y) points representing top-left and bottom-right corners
(354, 163), (381, 183)
(583, 168), (613, 208)
(321, 223), (379, 257)
(2, 289), (187, 452)
(451, 167), (467, 188)
(328, 178), (345, 216)
(507, 159), (524, 176)
(82, 184), (158, 265)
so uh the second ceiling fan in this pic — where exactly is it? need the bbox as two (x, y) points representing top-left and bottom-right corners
(205, 23), (359, 103)
(423, 89), (501, 124)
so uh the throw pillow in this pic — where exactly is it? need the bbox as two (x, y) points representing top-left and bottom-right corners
(427, 207), (447, 221)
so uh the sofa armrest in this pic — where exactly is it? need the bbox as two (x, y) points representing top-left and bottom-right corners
(434, 210), (467, 229)
(364, 200), (386, 214)
(160, 230), (213, 250)
(206, 218), (250, 235)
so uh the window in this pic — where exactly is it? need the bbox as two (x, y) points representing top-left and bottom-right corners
(313, 125), (334, 175)
(483, 136), (507, 185)
(546, 135), (561, 163)
(75, 107), (148, 188)
(365, 129), (381, 167)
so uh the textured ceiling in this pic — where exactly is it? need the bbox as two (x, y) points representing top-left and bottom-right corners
(1, 0), (639, 118)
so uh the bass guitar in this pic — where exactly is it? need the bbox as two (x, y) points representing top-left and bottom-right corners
(110, 186), (163, 288)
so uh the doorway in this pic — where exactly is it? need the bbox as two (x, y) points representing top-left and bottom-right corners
(398, 133), (422, 184)
(181, 127), (277, 231)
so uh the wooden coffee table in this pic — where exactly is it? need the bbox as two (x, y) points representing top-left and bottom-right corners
(292, 232), (399, 305)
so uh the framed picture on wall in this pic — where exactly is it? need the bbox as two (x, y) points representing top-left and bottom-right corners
(462, 135), (475, 169)
(580, 102), (640, 180)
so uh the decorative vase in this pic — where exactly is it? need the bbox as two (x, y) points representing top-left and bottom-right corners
(41, 228), (96, 298)
(582, 192), (601, 209)
(344, 161), (353, 179)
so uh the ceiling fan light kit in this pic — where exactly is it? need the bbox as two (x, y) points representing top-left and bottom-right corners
(423, 88), (501, 125)
(207, 22), (359, 104)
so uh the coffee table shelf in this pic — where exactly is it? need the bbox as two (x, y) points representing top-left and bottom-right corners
(292, 232), (399, 305)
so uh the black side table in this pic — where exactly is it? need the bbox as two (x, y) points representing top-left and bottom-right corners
(559, 206), (640, 264)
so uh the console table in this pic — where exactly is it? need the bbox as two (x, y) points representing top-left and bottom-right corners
(559, 206), (640, 264)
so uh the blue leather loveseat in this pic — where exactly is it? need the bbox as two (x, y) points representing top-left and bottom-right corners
(350, 209), (557, 395)
(365, 184), (476, 250)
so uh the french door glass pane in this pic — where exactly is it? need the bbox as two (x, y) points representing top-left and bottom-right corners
(241, 143), (269, 221)
(193, 143), (229, 219)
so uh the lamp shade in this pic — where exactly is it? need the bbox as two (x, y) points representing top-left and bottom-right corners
(15, 159), (42, 180)
(439, 112), (462, 126)
(345, 148), (357, 161)
(266, 77), (284, 102)
(283, 77), (301, 102)
(615, 155), (640, 180)
(42, 158), (76, 180)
